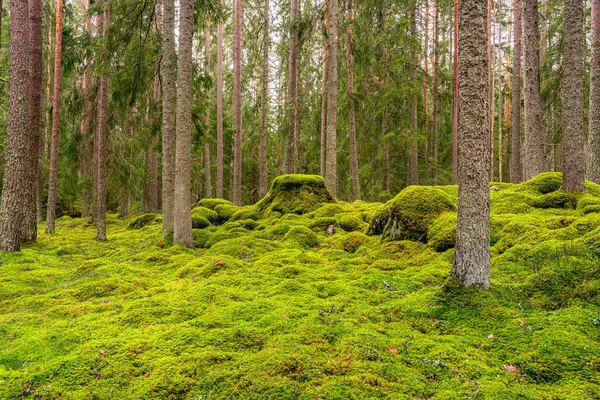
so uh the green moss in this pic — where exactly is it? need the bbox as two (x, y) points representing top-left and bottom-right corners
(531, 191), (578, 209)
(526, 172), (563, 194)
(255, 174), (336, 216)
(368, 186), (456, 242)
(191, 206), (219, 223)
(127, 213), (159, 230)
(583, 204), (600, 214)
(427, 212), (457, 252)
(197, 198), (233, 210)
(214, 204), (239, 222)
(337, 214), (367, 232)
(340, 231), (367, 253)
(283, 226), (321, 249)
(204, 231), (245, 248)
(192, 229), (213, 248)
(231, 206), (261, 221)
(308, 217), (336, 232)
(191, 214), (211, 229)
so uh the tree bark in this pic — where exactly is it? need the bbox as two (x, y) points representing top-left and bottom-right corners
(173, 0), (194, 247)
(204, 13), (212, 198)
(94, 4), (109, 241)
(216, 0), (224, 199)
(510, 0), (523, 183)
(320, 0), (328, 179)
(423, 0), (429, 183)
(80, 0), (92, 219)
(562, 0), (585, 192)
(325, 0), (338, 197)
(285, 0), (298, 174)
(0, 0), (29, 251)
(451, 0), (458, 184)
(523, 0), (545, 180)
(488, 0), (493, 180)
(259, 0), (269, 198)
(347, 0), (360, 201)
(409, 4), (418, 185)
(45, 0), (63, 234)
(587, 0), (600, 183)
(431, 0), (439, 184)
(22, 0), (43, 241)
(232, 0), (243, 205)
(451, 0), (491, 290)
(161, 0), (176, 233)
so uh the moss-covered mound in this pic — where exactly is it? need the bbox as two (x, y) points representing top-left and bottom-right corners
(254, 174), (336, 217)
(368, 186), (457, 242)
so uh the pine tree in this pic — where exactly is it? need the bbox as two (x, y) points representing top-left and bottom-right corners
(325, 0), (338, 197)
(347, 0), (360, 200)
(510, 0), (523, 183)
(232, 0), (243, 205)
(587, 0), (600, 183)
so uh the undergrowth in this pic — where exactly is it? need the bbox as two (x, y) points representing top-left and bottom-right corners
(0, 173), (599, 399)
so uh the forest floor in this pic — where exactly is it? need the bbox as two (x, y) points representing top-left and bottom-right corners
(1, 173), (600, 399)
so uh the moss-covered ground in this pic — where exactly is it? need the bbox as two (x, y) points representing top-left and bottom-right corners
(1, 173), (600, 399)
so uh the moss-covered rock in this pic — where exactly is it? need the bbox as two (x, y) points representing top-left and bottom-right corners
(341, 231), (367, 253)
(526, 172), (563, 194)
(191, 206), (219, 223)
(368, 186), (457, 242)
(337, 214), (367, 232)
(427, 212), (457, 252)
(531, 191), (578, 209)
(198, 198), (233, 210)
(255, 174), (336, 217)
(192, 229), (213, 248)
(214, 204), (240, 222)
(127, 214), (159, 230)
(191, 214), (211, 229)
(231, 206), (261, 221)
(283, 226), (321, 249)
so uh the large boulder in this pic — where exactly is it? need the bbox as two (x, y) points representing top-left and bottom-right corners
(368, 186), (456, 242)
(255, 174), (337, 216)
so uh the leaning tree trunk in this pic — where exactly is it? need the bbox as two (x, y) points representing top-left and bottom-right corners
(0, 0), (29, 251)
(259, 0), (269, 198)
(173, 0), (194, 247)
(95, 4), (109, 241)
(409, 4), (419, 185)
(285, 0), (298, 174)
(510, 0), (523, 183)
(161, 0), (176, 233)
(22, 0), (43, 242)
(587, 0), (600, 183)
(45, 0), (63, 235)
(523, 0), (545, 180)
(232, 0), (243, 205)
(204, 13), (212, 198)
(347, 0), (360, 201)
(325, 0), (338, 197)
(451, 0), (491, 289)
(563, 0), (586, 193)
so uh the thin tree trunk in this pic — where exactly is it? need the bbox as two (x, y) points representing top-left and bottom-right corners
(383, 103), (390, 191)
(44, 0), (53, 160)
(0, 0), (29, 251)
(161, 0), (176, 233)
(80, 0), (92, 218)
(451, 0), (491, 290)
(423, 0), (429, 183)
(562, 0), (586, 192)
(587, 0), (600, 183)
(347, 0), (359, 200)
(320, 0), (328, 179)
(22, 0), (43, 241)
(432, 0), (439, 184)
(204, 13), (212, 198)
(259, 0), (269, 197)
(523, 0), (545, 180)
(45, 0), (63, 234)
(409, 4), (419, 185)
(325, 0), (338, 197)
(488, 0), (494, 180)
(510, 0), (523, 183)
(232, 0), (243, 205)
(285, 0), (298, 174)
(216, 0), (224, 199)
(451, 0), (458, 184)
(95, 4), (109, 241)
(173, 0), (194, 247)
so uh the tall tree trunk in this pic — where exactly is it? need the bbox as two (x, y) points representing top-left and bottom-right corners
(423, 0), (429, 183)
(510, 0), (523, 183)
(285, 0), (298, 174)
(45, 0), (63, 234)
(320, 0), (328, 179)
(325, 0), (338, 197)
(216, 0), (224, 199)
(80, 0), (92, 218)
(259, 0), (269, 198)
(44, 0), (53, 160)
(0, 0), (29, 251)
(204, 13), (212, 198)
(432, 0), (439, 184)
(22, 0), (43, 241)
(523, 0), (545, 180)
(95, 4), (109, 241)
(409, 4), (418, 185)
(347, 0), (359, 200)
(497, 8), (504, 182)
(161, 0), (176, 233)
(173, 0), (194, 247)
(562, 0), (585, 192)
(232, 0), (243, 205)
(451, 0), (458, 184)
(488, 0), (493, 180)
(587, 0), (600, 183)
(383, 103), (390, 191)
(451, 0), (491, 290)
